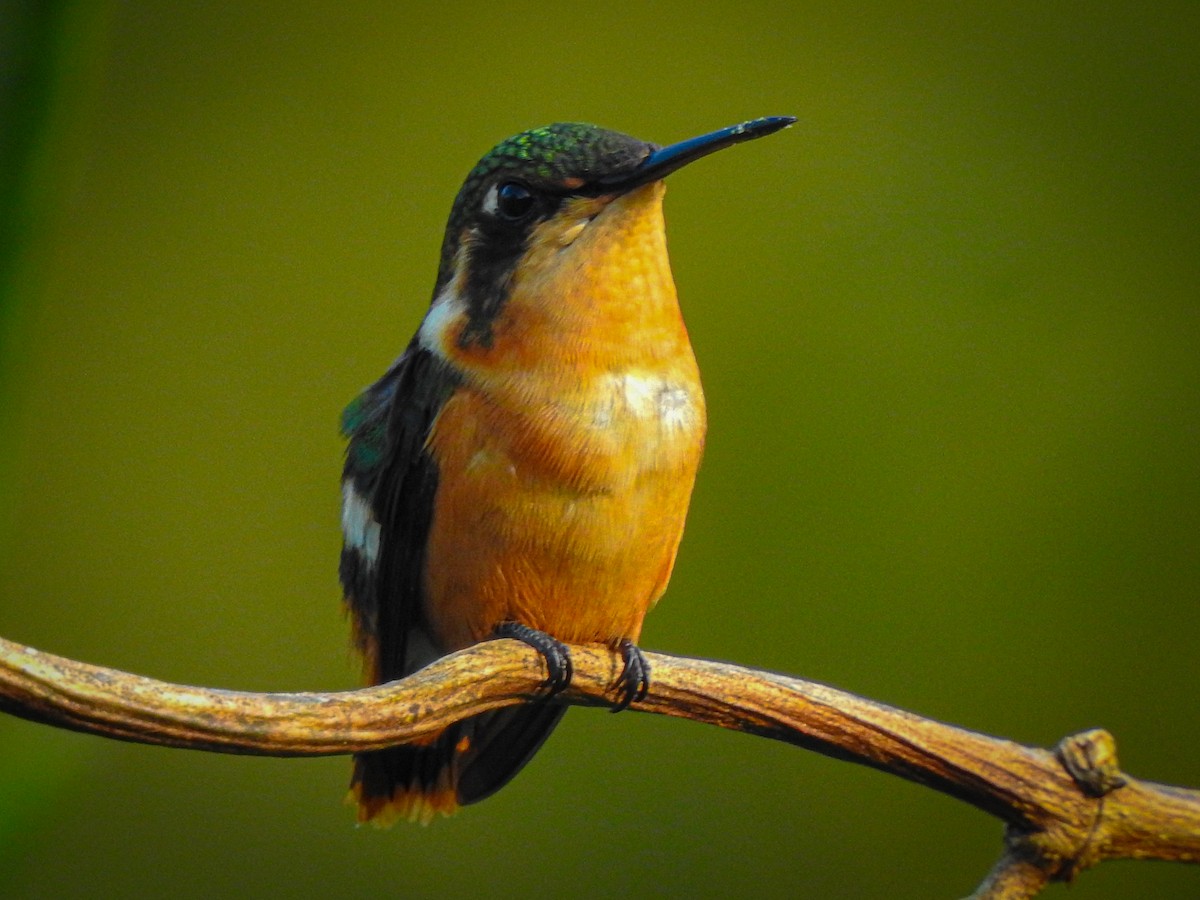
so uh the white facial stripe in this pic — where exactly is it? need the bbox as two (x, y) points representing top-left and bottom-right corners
(481, 184), (499, 217)
(341, 479), (381, 566)
(417, 281), (466, 358)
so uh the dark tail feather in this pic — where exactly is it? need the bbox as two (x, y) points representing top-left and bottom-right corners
(456, 702), (567, 805)
(350, 704), (567, 826)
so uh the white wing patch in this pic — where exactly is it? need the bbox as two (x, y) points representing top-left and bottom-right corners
(341, 479), (381, 566)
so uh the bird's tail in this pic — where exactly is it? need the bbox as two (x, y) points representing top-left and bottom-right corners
(350, 703), (567, 826)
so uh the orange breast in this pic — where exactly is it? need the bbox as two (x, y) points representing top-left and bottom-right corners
(422, 182), (706, 650)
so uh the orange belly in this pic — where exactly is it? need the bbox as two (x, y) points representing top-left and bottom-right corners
(423, 366), (705, 651)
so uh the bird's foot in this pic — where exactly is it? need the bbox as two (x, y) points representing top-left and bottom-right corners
(492, 622), (573, 696)
(610, 638), (650, 712)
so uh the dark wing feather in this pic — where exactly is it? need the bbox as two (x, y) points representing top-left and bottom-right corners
(340, 338), (458, 681)
(341, 337), (566, 822)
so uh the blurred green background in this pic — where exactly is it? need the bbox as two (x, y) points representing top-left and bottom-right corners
(2, 2), (1197, 897)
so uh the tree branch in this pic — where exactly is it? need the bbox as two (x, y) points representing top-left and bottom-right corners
(1, 633), (1197, 897)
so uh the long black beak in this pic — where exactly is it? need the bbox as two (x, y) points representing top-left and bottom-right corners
(593, 115), (796, 192)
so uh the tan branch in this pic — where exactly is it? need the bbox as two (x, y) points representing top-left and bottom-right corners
(1, 634), (1197, 897)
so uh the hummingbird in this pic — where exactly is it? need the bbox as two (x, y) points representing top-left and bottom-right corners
(340, 115), (795, 824)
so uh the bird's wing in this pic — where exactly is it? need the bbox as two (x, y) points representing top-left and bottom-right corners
(339, 338), (459, 682)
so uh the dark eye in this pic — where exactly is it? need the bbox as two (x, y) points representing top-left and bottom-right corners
(495, 181), (535, 221)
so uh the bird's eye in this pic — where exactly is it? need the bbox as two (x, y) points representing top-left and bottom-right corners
(494, 182), (535, 221)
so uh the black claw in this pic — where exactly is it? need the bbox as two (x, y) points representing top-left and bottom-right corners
(610, 639), (651, 712)
(493, 622), (573, 696)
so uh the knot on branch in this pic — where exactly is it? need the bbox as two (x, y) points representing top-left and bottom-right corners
(993, 728), (1131, 891)
(1049, 728), (1129, 881)
(1055, 728), (1127, 799)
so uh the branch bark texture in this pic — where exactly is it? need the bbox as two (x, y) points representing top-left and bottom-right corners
(1, 634), (1197, 897)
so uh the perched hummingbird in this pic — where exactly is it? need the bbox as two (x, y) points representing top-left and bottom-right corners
(340, 116), (795, 824)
